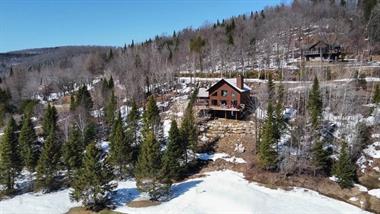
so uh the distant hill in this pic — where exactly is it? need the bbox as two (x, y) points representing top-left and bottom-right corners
(0, 46), (111, 74)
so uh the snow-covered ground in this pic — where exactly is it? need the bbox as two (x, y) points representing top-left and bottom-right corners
(0, 170), (371, 214)
(197, 152), (247, 164)
(0, 189), (80, 214)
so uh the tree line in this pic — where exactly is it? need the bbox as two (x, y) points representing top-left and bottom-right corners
(0, 77), (199, 211)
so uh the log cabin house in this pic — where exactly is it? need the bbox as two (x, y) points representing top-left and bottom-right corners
(197, 76), (251, 119)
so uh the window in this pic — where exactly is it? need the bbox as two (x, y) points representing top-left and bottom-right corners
(222, 90), (228, 97)
(232, 92), (236, 98)
(211, 91), (218, 96)
(221, 100), (227, 106)
(211, 100), (217, 106)
(232, 100), (238, 106)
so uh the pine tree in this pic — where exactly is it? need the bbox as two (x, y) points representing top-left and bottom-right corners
(135, 130), (169, 200)
(135, 130), (161, 179)
(0, 118), (22, 194)
(307, 76), (322, 129)
(311, 140), (332, 175)
(42, 104), (58, 137)
(108, 76), (114, 89)
(161, 120), (182, 182)
(83, 121), (97, 146)
(71, 85), (93, 111)
(105, 90), (117, 126)
(258, 102), (278, 170)
(333, 142), (356, 188)
(19, 113), (39, 172)
(109, 112), (132, 178)
(373, 84), (380, 104)
(143, 95), (160, 132)
(70, 142), (115, 211)
(35, 128), (61, 191)
(63, 124), (83, 180)
(127, 99), (140, 146)
(180, 102), (197, 163)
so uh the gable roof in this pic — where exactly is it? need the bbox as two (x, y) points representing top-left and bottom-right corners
(207, 78), (251, 93)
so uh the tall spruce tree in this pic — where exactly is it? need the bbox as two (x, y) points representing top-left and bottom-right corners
(180, 102), (197, 163)
(0, 118), (22, 194)
(70, 142), (114, 211)
(19, 113), (39, 172)
(109, 112), (132, 178)
(127, 99), (140, 146)
(308, 76), (323, 129)
(42, 104), (58, 137)
(36, 128), (61, 191)
(105, 90), (117, 126)
(143, 95), (160, 133)
(63, 124), (83, 180)
(258, 102), (278, 170)
(311, 140), (332, 175)
(135, 130), (161, 179)
(333, 142), (356, 188)
(161, 120), (182, 182)
(71, 85), (93, 111)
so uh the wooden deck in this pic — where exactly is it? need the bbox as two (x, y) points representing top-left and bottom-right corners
(197, 105), (242, 112)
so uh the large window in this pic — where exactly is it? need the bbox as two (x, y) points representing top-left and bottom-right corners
(221, 90), (228, 97)
(232, 100), (238, 106)
(211, 100), (218, 106)
(211, 91), (218, 96)
(221, 100), (227, 106)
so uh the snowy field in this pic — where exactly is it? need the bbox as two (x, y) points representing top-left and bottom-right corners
(0, 170), (370, 214)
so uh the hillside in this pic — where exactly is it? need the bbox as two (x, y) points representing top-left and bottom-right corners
(0, 0), (380, 214)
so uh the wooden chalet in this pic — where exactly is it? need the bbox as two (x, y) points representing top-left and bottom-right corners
(197, 76), (251, 119)
(303, 40), (342, 61)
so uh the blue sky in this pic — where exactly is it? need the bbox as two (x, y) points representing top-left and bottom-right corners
(0, 0), (289, 52)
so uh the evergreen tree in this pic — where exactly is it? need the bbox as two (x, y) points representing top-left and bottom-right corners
(373, 84), (380, 104)
(109, 112), (132, 178)
(105, 90), (117, 126)
(83, 121), (97, 146)
(180, 102), (197, 163)
(19, 113), (39, 172)
(135, 130), (169, 200)
(161, 120), (182, 182)
(127, 99), (140, 146)
(71, 85), (93, 111)
(0, 118), (22, 194)
(70, 142), (115, 211)
(258, 102), (278, 170)
(36, 129), (61, 191)
(108, 76), (114, 89)
(307, 76), (322, 129)
(135, 130), (161, 179)
(333, 142), (356, 188)
(143, 95), (160, 130)
(311, 140), (332, 175)
(63, 124), (83, 180)
(42, 104), (58, 137)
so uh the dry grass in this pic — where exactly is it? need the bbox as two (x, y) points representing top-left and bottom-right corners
(127, 200), (161, 208)
(66, 207), (122, 214)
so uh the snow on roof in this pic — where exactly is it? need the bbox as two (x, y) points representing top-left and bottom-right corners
(197, 88), (209, 98)
(207, 78), (251, 93)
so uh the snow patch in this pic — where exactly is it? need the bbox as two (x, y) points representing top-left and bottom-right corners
(197, 153), (247, 164)
(368, 189), (380, 199)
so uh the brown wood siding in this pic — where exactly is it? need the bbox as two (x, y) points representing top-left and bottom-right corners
(208, 81), (244, 108)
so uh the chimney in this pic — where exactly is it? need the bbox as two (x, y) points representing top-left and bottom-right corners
(237, 75), (243, 89)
